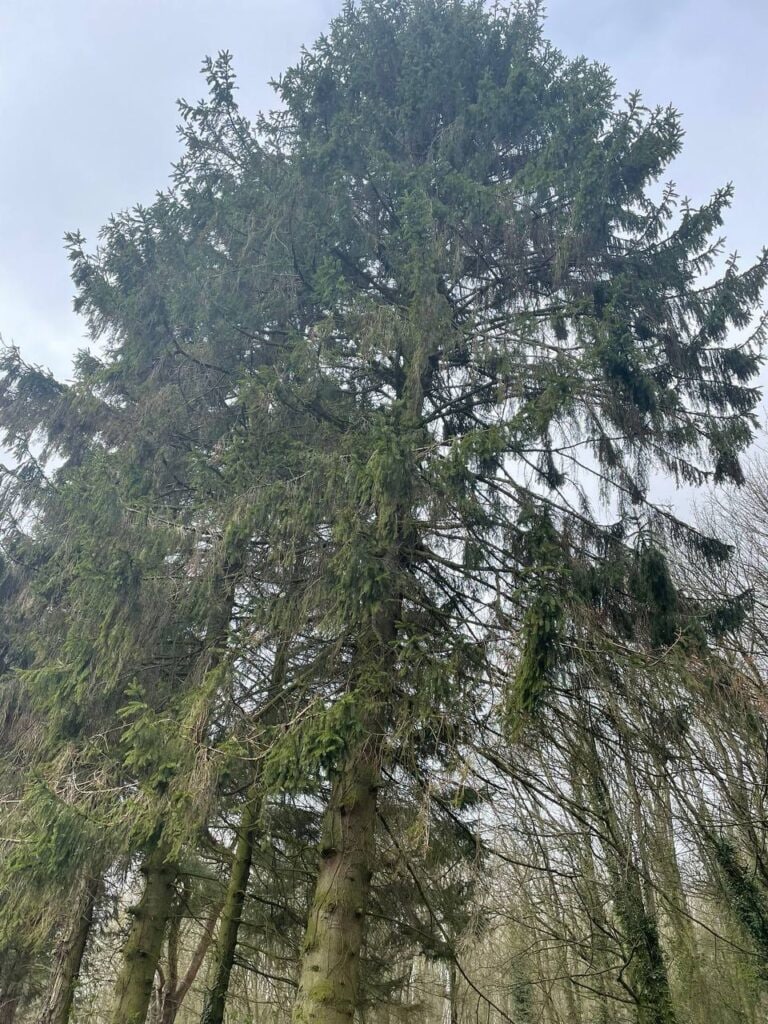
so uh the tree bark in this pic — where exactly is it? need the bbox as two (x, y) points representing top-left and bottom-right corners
(291, 749), (379, 1024)
(583, 737), (677, 1024)
(0, 993), (20, 1024)
(447, 961), (458, 1024)
(157, 899), (220, 1024)
(110, 843), (177, 1024)
(291, 311), (419, 1024)
(200, 637), (287, 1024)
(0, 999), (18, 1024)
(201, 800), (259, 1024)
(37, 875), (99, 1024)
(110, 561), (240, 1024)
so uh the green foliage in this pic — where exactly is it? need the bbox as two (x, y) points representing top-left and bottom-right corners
(1, 2), (767, 1020)
(507, 592), (563, 722)
(263, 691), (368, 793)
(631, 546), (680, 648)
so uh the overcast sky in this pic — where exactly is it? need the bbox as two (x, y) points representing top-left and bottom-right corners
(2, 0), (766, 386)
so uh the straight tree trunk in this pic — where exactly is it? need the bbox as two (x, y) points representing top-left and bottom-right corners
(447, 961), (458, 1024)
(157, 899), (221, 1024)
(37, 875), (99, 1024)
(649, 767), (706, 1018)
(583, 737), (677, 1024)
(292, 748), (379, 1024)
(110, 564), (240, 1024)
(110, 843), (177, 1024)
(569, 771), (618, 1022)
(0, 992), (20, 1024)
(201, 800), (259, 1024)
(0, 998), (19, 1024)
(199, 638), (288, 1024)
(291, 331), (418, 1024)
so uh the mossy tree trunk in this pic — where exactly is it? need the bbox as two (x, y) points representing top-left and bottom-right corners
(113, 569), (239, 1024)
(708, 832), (768, 971)
(200, 800), (259, 1024)
(37, 875), (99, 1024)
(569, 772), (620, 1022)
(649, 768), (707, 1019)
(110, 843), (177, 1024)
(583, 737), (677, 1024)
(199, 640), (289, 1024)
(611, 860), (677, 1024)
(292, 749), (379, 1024)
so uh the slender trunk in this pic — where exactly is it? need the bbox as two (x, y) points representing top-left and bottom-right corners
(569, 772), (618, 1021)
(707, 831), (768, 972)
(157, 900), (220, 1024)
(37, 875), (99, 1024)
(200, 638), (286, 1024)
(583, 738), (677, 1024)
(562, 951), (581, 1024)
(447, 961), (458, 1024)
(509, 978), (535, 1024)
(292, 749), (379, 1024)
(110, 844), (177, 1024)
(0, 997), (19, 1024)
(201, 800), (258, 1024)
(161, 884), (183, 1023)
(113, 562), (240, 1024)
(649, 768), (705, 1018)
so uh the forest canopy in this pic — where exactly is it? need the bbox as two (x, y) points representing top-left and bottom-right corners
(1, 3), (767, 1024)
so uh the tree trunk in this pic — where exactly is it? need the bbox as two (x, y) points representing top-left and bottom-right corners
(200, 638), (286, 1024)
(111, 563), (240, 1024)
(291, 336), (414, 1024)
(583, 737), (677, 1024)
(160, 882), (184, 1024)
(447, 961), (458, 1024)
(292, 749), (379, 1024)
(110, 844), (177, 1024)
(0, 993), (20, 1024)
(611, 867), (677, 1024)
(0, 1001), (19, 1024)
(157, 899), (220, 1024)
(37, 875), (99, 1024)
(201, 800), (258, 1024)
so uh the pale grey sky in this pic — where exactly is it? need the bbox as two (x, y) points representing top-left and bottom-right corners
(1, 0), (766, 384)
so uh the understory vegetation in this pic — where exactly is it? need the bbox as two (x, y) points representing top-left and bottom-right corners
(1, 3), (767, 1023)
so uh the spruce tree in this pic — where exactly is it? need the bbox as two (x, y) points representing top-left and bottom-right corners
(251, 3), (766, 1020)
(1, 3), (766, 1022)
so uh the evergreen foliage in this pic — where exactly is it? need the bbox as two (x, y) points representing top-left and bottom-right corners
(0, 3), (767, 1023)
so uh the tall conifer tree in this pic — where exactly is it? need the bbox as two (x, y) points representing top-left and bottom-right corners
(1, 3), (766, 1022)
